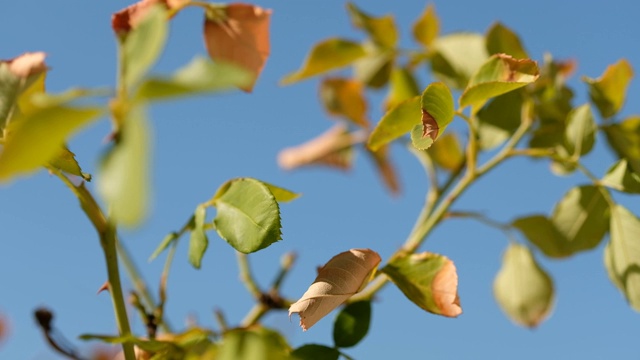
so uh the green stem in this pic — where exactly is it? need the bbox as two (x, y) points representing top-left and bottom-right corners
(236, 252), (262, 299)
(240, 304), (268, 327)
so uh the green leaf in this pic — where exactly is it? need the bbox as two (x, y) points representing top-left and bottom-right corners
(333, 301), (371, 348)
(98, 106), (150, 227)
(261, 181), (300, 202)
(583, 59), (634, 118)
(79, 334), (172, 352)
(382, 252), (462, 317)
(135, 57), (252, 102)
(47, 146), (91, 181)
(412, 4), (439, 47)
(429, 33), (489, 89)
(603, 116), (640, 174)
(368, 96), (420, 151)
(459, 54), (539, 113)
(281, 39), (367, 84)
(477, 90), (523, 150)
(485, 22), (528, 59)
(212, 178), (282, 253)
(217, 327), (290, 360)
(601, 159), (640, 194)
(346, 3), (398, 49)
(385, 67), (420, 111)
(411, 82), (455, 150)
(123, 4), (168, 89)
(493, 243), (554, 328)
(564, 104), (596, 157)
(512, 216), (566, 257)
(149, 232), (179, 262)
(0, 105), (102, 181)
(353, 48), (393, 89)
(189, 204), (209, 269)
(291, 344), (340, 360)
(605, 205), (640, 312)
(428, 132), (464, 171)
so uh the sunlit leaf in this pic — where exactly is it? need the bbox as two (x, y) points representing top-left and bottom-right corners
(411, 82), (455, 150)
(430, 33), (489, 89)
(477, 90), (523, 149)
(189, 204), (209, 269)
(564, 104), (596, 157)
(512, 216), (565, 257)
(368, 96), (420, 151)
(98, 106), (150, 227)
(291, 344), (340, 360)
(385, 67), (420, 111)
(282, 39), (367, 84)
(0, 52), (47, 128)
(353, 48), (393, 89)
(261, 181), (300, 202)
(278, 124), (354, 171)
(583, 59), (633, 118)
(412, 4), (439, 47)
(382, 252), (462, 317)
(203, 3), (271, 92)
(122, 4), (168, 89)
(333, 301), (371, 348)
(493, 243), (554, 327)
(346, 3), (398, 49)
(485, 22), (528, 59)
(217, 327), (290, 360)
(601, 159), (640, 194)
(320, 77), (369, 128)
(149, 232), (179, 261)
(428, 132), (464, 171)
(0, 105), (101, 182)
(136, 57), (252, 101)
(459, 54), (539, 113)
(605, 205), (640, 311)
(212, 178), (282, 254)
(289, 249), (381, 330)
(366, 145), (400, 195)
(603, 116), (640, 174)
(47, 146), (91, 180)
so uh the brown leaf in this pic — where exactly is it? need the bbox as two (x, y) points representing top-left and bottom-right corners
(289, 248), (381, 330)
(4, 52), (47, 78)
(367, 145), (401, 195)
(0, 313), (8, 347)
(421, 109), (439, 140)
(320, 77), (369, 128)
(278, 124), (355, 171)
(203, 3), (271, 92)
(431, 256), (462, 317)
(112, 0), (161, 33)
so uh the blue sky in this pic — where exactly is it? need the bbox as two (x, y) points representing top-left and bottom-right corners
(1, 1), (640, 359)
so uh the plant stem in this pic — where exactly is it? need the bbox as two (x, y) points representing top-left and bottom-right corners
(240, 304), (268, 327)
(236, 252), (262, 299)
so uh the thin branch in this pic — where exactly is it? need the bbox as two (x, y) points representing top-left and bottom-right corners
(236, 252), (262, 299)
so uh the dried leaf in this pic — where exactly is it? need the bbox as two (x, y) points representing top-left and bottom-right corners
(5, 52), (47, 78)
(367, 145), (400, 195)
(289, 249), (381, 330)
(278, 124), (354, 171)
(112, 0), (162, 33)
(319, 77), (369, 128)
(203, 3), (271, 92)
(421, 109), (438, 140)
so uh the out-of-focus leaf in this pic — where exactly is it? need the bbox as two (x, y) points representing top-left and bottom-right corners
(136, 57), (252, 101)
(411, 82), (455, 150)
(282, 39), (367, 84)
(320, 77), (369, 128)
(428, 132), (464, 171)
(149, 231), (179, 261)
(98, 106), (150, 227)
(459, 54), (539, 113)
(366, 145), (400, 195)
(412, 4), (439, 47)
(0, 105), (101, 182)
(122, 4), (168, 89)
(203, 3), (271, 92)
(289, 249), (381, 330)
(353, 48), (393, 89)
(0, 52), (47, 128)
(382, 252), (462, 317)
(217, 327), (290, 360)
(564, 104), (596, 157)
(278, 124), (354, 171)
(385, 67), (420, 111)
(493, 243), (554, 327)
(0, 313), (8, 346)
(346, 3), (398, 49)
(111, 0), (184, 33)
(583, 59), (633, 118)
(477, 90), (523, 149)
(291, 344), (340, 360)
(429, 33), (489, 89)
(512, 216), (565, 257)
(485, 22), (528, 59)
(188, 204), (209, 269)
(47, 147), (91, 180)
(605, 205), (640, 311)
(333, 301), (371, 348)
(601, 159), (640, 194)
(603, 116), (640, 174)
(368, 96), (420, 151)
(212, 178), (281, 254)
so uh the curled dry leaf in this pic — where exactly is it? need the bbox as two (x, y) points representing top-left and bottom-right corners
(5, 52), (47, 78)
(289, 248), (381, 331)
(203, 3), (271, 92)
(111, 0), (185, 33)
(278, 124), (355, 171)
(421, 109), (438, 140)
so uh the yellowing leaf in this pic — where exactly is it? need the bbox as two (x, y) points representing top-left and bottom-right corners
(48, 147), (91, 181)
(430, 33), (489, 89)
(320, 78), (369, 128)
(384, 67), (420, 111)
(605, 205), (640, 311)
(412, 4), (439, 47)
(382, 252), (462, 317)
(584, 59), (634, 118)
(278, 124), (355, 171)
(494, 243), (554, 328)
(601, 159), (640, 194)
(603, 116), (640, 174)
(368, 96), (420, 151)
(281, 39), (367, 84)
(428, 132), (464, 171)
(0, 52), (48, 128)
(485, 22), (528, 59)
(289, 249), (381, 330)
(366, 145), (400, 195)
(346, 3), (398, 49)
(203, 3), (271, 92)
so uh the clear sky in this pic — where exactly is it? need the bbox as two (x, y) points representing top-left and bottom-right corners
(1, 1), (640, 359)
